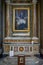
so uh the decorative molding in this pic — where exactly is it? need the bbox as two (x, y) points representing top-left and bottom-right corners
(5, 2), (33, 6)
(4, 39), (31, 43)
(4, 40), (39, 43)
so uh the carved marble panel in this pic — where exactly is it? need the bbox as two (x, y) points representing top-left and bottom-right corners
(4, 44), (10, 53)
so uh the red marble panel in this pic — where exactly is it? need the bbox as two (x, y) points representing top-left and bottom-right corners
(14, 47), (18, 52)
(25, 47), (29, 52)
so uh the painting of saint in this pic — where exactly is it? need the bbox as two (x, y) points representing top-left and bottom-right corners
(15, 10), (28, 30)
(13, 8), (30, 32)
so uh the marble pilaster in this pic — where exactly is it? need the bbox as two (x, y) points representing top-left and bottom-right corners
(32, 0), (37, 37)
(6, 4), (10, 36)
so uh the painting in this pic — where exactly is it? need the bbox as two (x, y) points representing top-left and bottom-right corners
(20, 57), (23, 63)
(13, 8), (30, 32)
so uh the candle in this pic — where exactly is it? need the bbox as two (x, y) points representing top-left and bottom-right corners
(32, 41), (34, 45)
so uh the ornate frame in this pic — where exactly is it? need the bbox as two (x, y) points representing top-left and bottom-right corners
(13, 7), (30, 32)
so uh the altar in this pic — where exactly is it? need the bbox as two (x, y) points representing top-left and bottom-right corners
(3, 36), (39, 56)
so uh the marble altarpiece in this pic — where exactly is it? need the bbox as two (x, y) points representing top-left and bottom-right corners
(3, 0), (40, 58)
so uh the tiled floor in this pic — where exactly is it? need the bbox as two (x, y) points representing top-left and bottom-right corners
(0, 55), (43, 65)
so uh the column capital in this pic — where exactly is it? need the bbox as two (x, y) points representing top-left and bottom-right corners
(32, 0), (37, 4)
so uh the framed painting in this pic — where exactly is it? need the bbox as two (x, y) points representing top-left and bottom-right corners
(13, 8), (30, 32)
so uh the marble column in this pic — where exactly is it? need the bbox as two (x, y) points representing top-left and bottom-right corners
(32, 0), (37, 37)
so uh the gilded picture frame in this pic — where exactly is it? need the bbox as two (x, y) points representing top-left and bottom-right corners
(13, 8), (30, 32)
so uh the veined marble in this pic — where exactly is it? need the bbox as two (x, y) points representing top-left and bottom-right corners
(4, 37), (31, 40)
(13, 32), (30, 36)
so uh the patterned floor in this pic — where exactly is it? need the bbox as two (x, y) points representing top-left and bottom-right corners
(0, 55), (43, 65)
